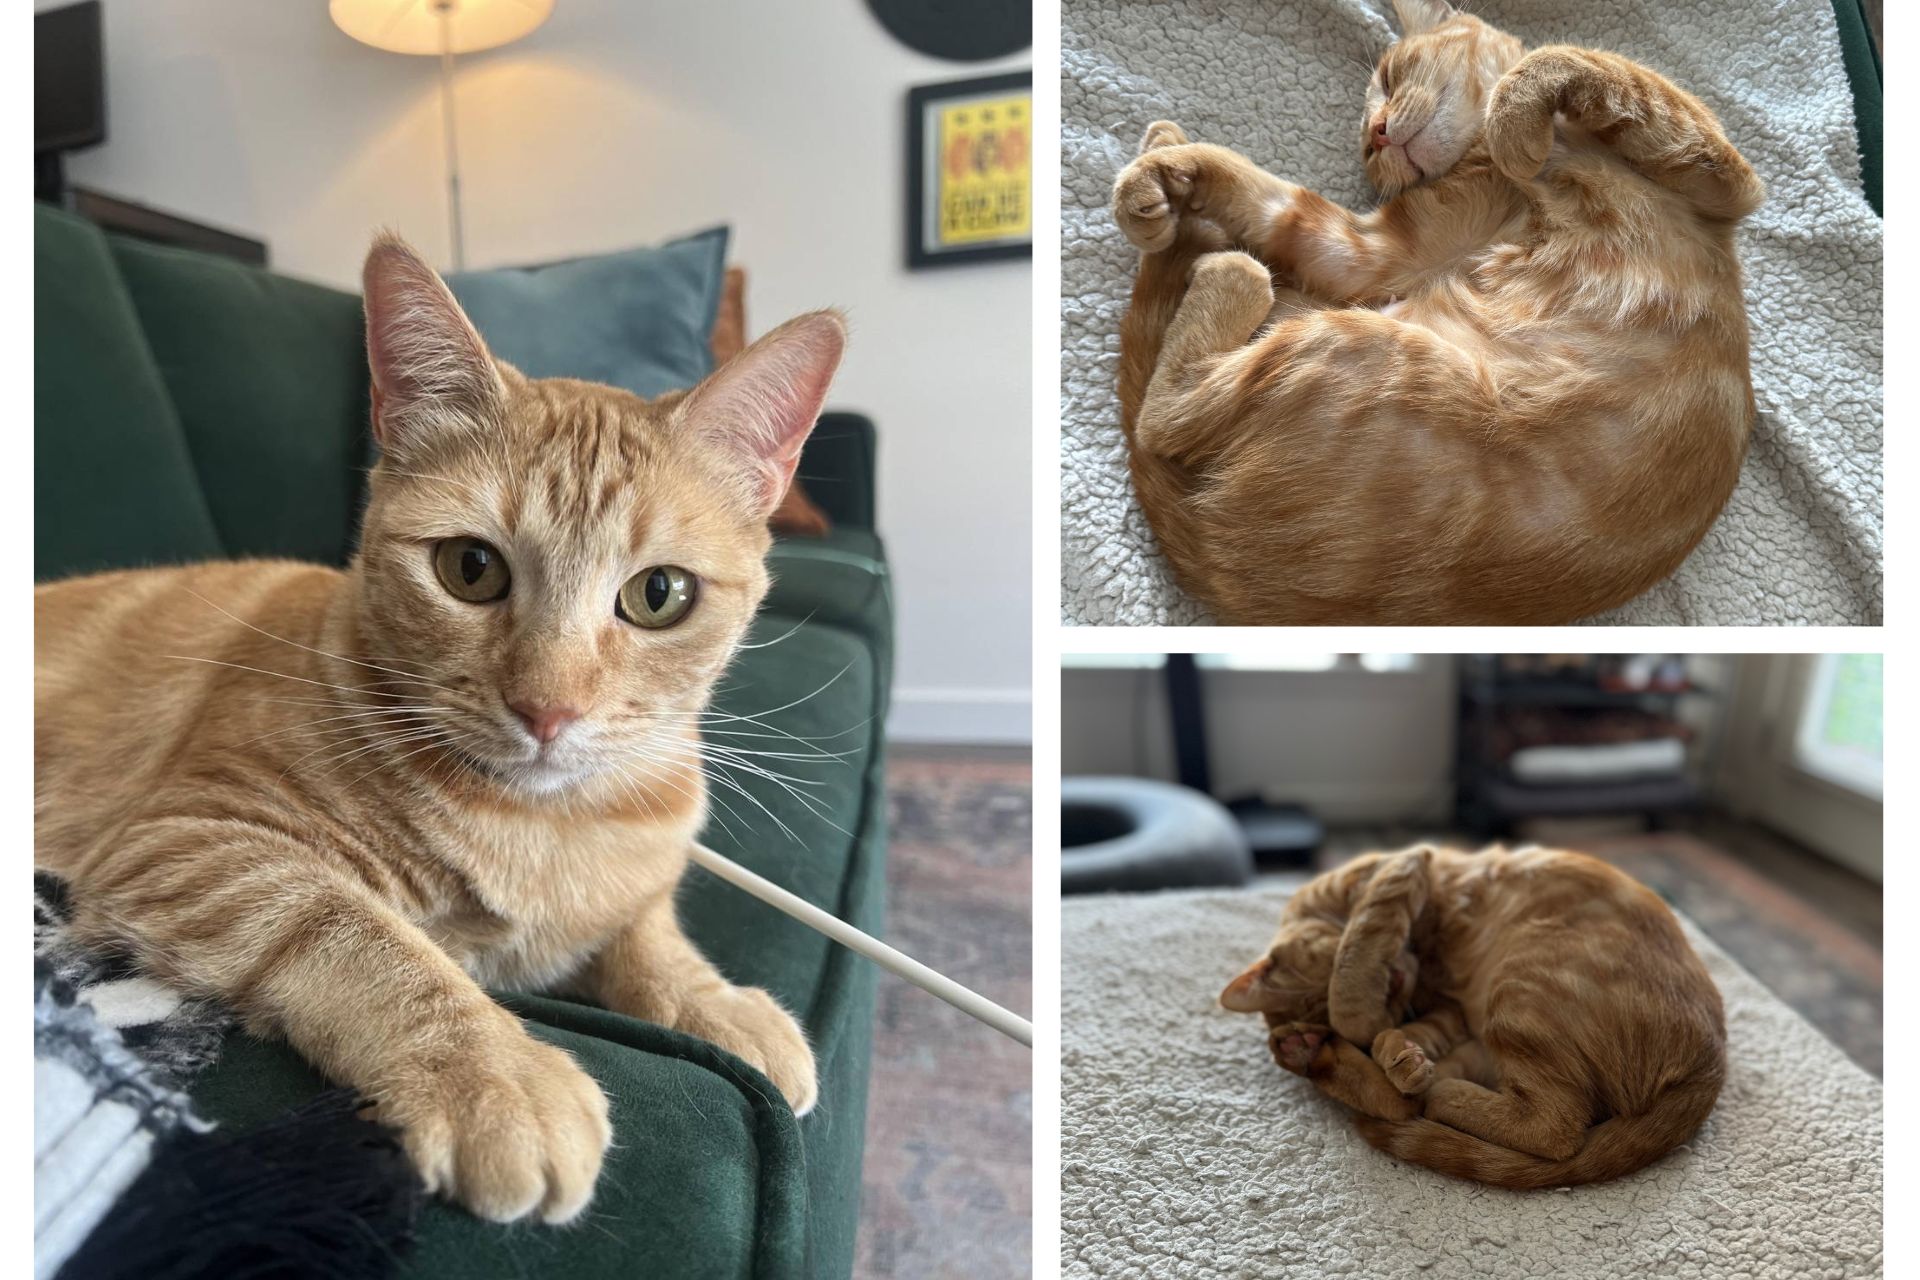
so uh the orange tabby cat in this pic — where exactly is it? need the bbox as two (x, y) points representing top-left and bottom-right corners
(34, 234), (845, 1224)
(1221, 847), (1726, 1188)
(1111, 0), (1762, 624)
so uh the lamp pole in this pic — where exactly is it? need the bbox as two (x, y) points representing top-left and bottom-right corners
(434, 0), (466, 270)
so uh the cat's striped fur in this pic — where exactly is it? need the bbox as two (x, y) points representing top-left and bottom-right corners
(1223, 846), (1727, 1189)
(35, 234), (846, 1223)
(1112, 0), (1762, 624)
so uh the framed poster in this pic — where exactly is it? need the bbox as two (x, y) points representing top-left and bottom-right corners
(905, 71), (1032, 269)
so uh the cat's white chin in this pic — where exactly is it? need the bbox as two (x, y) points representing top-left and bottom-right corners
(456, 747), (594, 796)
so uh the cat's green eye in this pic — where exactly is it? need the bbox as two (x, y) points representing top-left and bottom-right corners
(432, 537), (511, 603)
(616, 566), (697, 629)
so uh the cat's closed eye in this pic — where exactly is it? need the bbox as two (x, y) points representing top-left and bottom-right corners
(433, 537), (511, 603)
(616, 566), (697, 629)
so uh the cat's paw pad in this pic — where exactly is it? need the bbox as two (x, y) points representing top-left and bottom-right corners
(1371, 1029), (1435, 1096)
(1112, 150), (1197, 253)
(1139, 120), (1190, 153)
(1188, 251), (1274, 307)
(1268, 1023), (1328, 1075)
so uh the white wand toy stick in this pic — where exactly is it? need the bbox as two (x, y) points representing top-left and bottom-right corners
(688, 843), (1033, 1048)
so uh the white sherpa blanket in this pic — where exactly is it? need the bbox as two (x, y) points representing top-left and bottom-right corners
(1061, 0), (1883, 625)
(1061, 886), (1883, 1278)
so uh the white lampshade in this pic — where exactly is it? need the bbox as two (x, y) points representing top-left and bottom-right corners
(330, 0), (554, 56)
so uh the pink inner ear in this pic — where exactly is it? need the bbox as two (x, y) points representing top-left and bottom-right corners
(360, 234), (496, 451)
(757, 335), (840, 492)
(693, 311), (846, 515)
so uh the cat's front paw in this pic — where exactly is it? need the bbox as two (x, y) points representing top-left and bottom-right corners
(680, 985), (818, 1115)
(1371, 1028), (1435, 1096)
(1268, 1021), (1331, 1076)
(378, 1018), (611, 1224)
(1112, 146), (1199, 253)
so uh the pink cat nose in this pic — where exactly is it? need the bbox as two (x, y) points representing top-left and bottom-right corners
(509, 700), (582, 745)
(1372, 119), (1391, 143)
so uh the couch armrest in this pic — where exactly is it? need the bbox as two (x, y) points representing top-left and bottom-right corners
(794, 412), (877, 531)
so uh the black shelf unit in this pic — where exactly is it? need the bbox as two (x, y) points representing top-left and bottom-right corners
(1453, 655), (1710, 838)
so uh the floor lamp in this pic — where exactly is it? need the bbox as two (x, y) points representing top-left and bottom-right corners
(330, 0), (555, 270)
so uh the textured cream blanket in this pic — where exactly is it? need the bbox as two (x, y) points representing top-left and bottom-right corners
(1060, 0), (1883, 625)
(1061, 886), (1883, 1278)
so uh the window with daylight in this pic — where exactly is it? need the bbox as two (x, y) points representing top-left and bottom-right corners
(1792, 653), (1883, 799)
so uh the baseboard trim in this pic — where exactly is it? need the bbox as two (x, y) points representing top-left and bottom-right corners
(1243, 780), (1451, 826)
(887, 688), (1031, 745)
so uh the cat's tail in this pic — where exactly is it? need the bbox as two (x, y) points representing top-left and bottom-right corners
(1484, 46), (1764, 224)
(1351, 1069), (1723, 1190)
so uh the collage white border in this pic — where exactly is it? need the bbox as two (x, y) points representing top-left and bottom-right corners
(5, 0), (1899, 1275)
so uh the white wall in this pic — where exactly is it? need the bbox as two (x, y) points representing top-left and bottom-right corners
(57, 0), (1032, 743)
(1060, 661), (1459, 823)
(1711, 654), (1883, 881)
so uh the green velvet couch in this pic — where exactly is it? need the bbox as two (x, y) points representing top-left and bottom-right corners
(35, 202), (892, 1279)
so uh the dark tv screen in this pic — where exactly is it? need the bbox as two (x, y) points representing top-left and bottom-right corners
(36, 1), (105, 153)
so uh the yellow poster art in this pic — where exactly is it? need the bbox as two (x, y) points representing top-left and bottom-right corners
(909, 74), (1031, 266)
(935, 92), (1031, 247)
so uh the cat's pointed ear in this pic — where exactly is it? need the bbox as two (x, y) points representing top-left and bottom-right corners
(362, 232), (504, 457)
(1391, 0), (1455, 36)
(1220, 956), (1276, 1012)
(681, 310), (846, 519)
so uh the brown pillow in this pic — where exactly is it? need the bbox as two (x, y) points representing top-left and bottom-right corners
(711, 266), (832, 537)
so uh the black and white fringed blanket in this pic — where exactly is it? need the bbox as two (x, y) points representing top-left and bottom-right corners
(35, 875), (234, 1087)
(35, 874), (229, 1279)
(33, 874), (422, 1280)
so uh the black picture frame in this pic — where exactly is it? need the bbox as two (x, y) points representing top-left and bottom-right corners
(905, 70), (1032, 270)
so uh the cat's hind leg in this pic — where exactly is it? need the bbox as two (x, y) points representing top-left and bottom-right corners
(1132, 251), (1274, 463)
(1431, 1038), (1500, 1090)
(1420, 1070), (1589, 1161)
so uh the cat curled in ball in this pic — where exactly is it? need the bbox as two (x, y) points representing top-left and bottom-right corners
(1221, 846), (1726, 1188)
(36, 234), (844, 1224)
(1111, 0), (1762, 624)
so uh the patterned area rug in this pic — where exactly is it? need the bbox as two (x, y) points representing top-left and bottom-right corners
(854, 750), (1032, 1279)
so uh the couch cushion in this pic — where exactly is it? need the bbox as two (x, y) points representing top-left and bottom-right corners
(790, 414), (878, 531)
(682, 616), (881, 1020)
(108, 235), (372, 566)
(447, 227), (729, 399)
(34, 205), (225, 580)
(191, 997), (808, 1279)
(762, 530), (892, 665)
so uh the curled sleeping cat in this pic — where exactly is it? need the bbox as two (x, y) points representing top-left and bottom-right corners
(1221, 846), (1726, 1188)
(35, 234), (844, 1223)
(1110, 0), (1763, 624)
